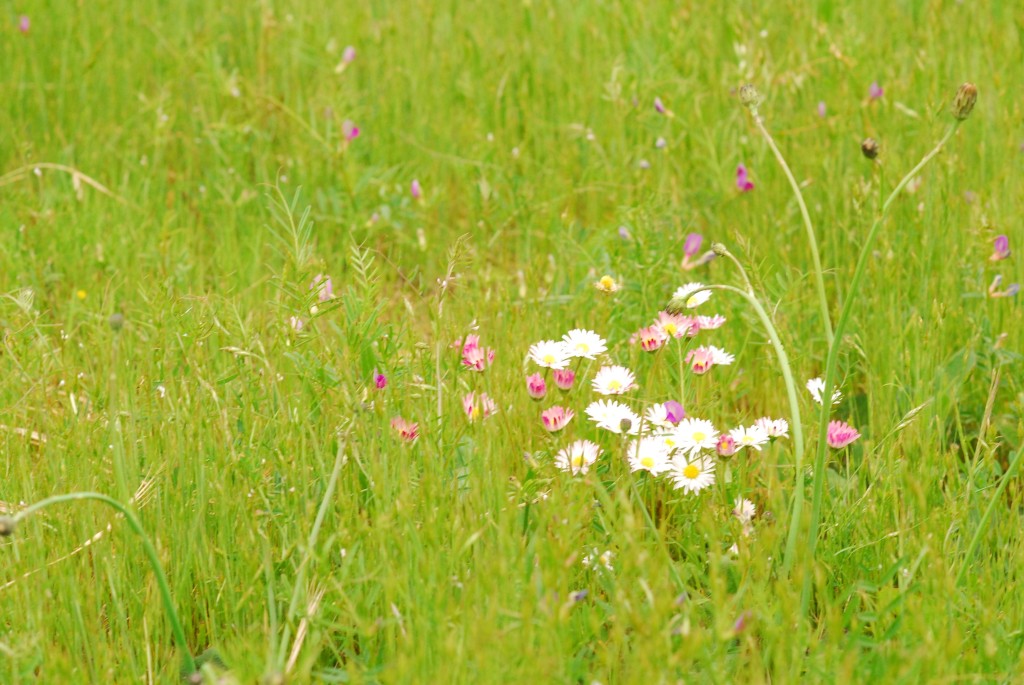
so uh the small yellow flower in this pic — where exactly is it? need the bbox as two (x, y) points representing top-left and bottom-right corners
(594, 275), (621, 293)
(75, 290), (87, 300)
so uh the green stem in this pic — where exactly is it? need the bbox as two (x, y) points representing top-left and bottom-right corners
(702, 282), (805, 571)
(955, 443), (1024, 587)
(13, 492), (196, 676)
(802, 123), (960, 617)
(751, 112), (835, 347)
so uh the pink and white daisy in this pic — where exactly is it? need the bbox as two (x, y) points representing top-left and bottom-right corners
(554, 440), (601, 475)
(807, 377), (842, 406)
(716, 434), (737, 457)
(696, 314), (727, 330)
(529, 340), (571, 370)
(669, 455), (715, 493)
(625, 438), (673, 475)
(634, 325), (668, 352)
(592, 365), (638, 395)
(754, 417), (789, 439)
(553, 369), (575, 390)
(733, 498), (756, 524)
(673, 282), (712, 309)
(674, 418), (719, 454)
(654, 311), (697, 339)
(462, 334), (495, 371)
(728, 425), (770, 451)
(704, 346), (735, 365)
(686, 348), (715, 375)
(585, 400), (640, 435)
(541, 406), (575, 432)
(826, 420), (861, 449)
(463, 392), (498, 422)
(562, 329), (607, 359)
(526, 373), (547, 399)
(391, 417), (419, 442)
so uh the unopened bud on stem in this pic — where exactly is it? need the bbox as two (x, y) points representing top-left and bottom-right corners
(711, 242), (728, 256)
(0, 516), (16, 537)
(951, 82), (977, 121)
(738, 84), (760, 109)
(861, 137), (880, 160)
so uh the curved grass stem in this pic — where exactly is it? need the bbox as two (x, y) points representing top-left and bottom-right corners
(801, 123), (961, 617)
(13, 492), (196, 676)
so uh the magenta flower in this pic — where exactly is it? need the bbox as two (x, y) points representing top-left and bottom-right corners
(869, 82), (883, 100)
(342, 45), (356, 63)
(991, 235), (1011, 261)
(310, 274), (334, 302)
(526, 372), (547, 399)
(683, 233), (703, 258)
(373, 371), (387, 390)
(18, 15), (29, 34)
(654, 97), (667, 115)
(826, 420), (860, 449)
(463, 392), (497, 422)
(391, 416), (419, 442)
(342, 119), (360, 142)
(411, 179), (423, 200)
(716, 434), (737, 457)
(686, 347), (714, 375)
(817, 101), (827, 118)
(553, 368), (575, 391)
(633, 325), (668, 352)
(541, 406), (574, 432)
(461, 335), (495, 371)
(663, 400), (686, 424)
(736, 164), (754, 192)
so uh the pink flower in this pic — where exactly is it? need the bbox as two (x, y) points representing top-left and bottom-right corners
(683, 233), (703, 258)
(633, 325), (668, 352)
(342, 46), (356, 63)
(411, 179), (423, 200)
(541, 406), (574, 432)
(462, 335), (495, 371)
(736, 164), (754, 192)
(655, 311), (698, 339)
(373, 371), (387, 389)
(696, 314), (726, 331)
(463, 392), (497, 422)
(526, 373), (547, 399)
(686, 348), (715, 375)
(663, 400), (686, 424)
(18, 15), (29, 34)
(716, 434), (737, 457)
(310, 274), (334, 302)
(343, 119), (360, 141)
(654, 97), (667, 115)
(991, 235), (1011, 261)
(826, 420), (860, 449)
(553, 369), (575, 391)
(391, 416), (419, 442)
(817, 101), (827, 118)
(288, 316), (305, 332)
(869, 82), (884, 100)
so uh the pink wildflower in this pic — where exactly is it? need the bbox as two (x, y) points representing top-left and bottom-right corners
(288, 316), (305, 332)
(686, 348), (715, 375)
(541, 406), (574, 432)
(663, 400), (686, 424)
(342, 45), (356, 63)
(696, 314), (726, 331)
(411, 179), (423, 200)
(654, 97), (668, 115)
(373, 371), (387, 390)
(817, 101), (827, 118)
(526, 373), (547, 399)
(736, 164), (754, 192)
(463, 392), (498, 422)
(826, 420), (860, 449)
(553, 369), (575, 391)
(462, 335), (495, 371)
(391, 417), (419, 442)
(869, 81), (884, 100)
(655, 311), (698, 339)
(681, 233), (704, 270)
(310, 274), (334, 302)
(991, 235), (1010, 261)
(634, 325), (668, 352)
(716, 434), (737, 457)
(18, 15), (29, 34)
(342, 119), (360, 141)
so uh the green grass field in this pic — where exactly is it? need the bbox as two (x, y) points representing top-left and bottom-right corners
(2, 1), (1023, 682)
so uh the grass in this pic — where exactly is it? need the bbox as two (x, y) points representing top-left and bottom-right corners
(2, 0), (1023, 681)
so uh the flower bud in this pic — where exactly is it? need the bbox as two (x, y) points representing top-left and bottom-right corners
(951, 82), (977, 121)
(711, 242), (728, 256)
(738, 83), (760, 109)
(0, 516), (16, 537)
(861, 138), (880, 160)
(108, 312), (125, 331)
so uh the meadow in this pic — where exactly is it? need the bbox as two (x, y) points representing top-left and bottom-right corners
(1, 0), (1023, 682)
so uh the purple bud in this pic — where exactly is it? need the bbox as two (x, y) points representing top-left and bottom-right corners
(663, 400), (686, 424)
(374, 372), (387, 389)
(817, 101), (827, 118)
(343, 119), (360, 141)
(1006, 283), (1021, 297)
(683, 233), (703, 258)
(411, 179), (423, 200)
(992, 235), (1010, 261)
(618, 226), (632, 241)
(654, 97), (666, 115)
(342, 45), (356, 63)
(18, 15), (29, 34)
(570, 589), (588, 602)
(869, 82), (883, 100)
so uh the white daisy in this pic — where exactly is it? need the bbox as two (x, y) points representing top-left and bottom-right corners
(583, 549), (614, 571)
(705, 345), (735, 365)
(649, 428), (682, 453)
(644, 403), (674, 429)
(728, 424), (770, 451)
(754, 417), (789, 439)
(673, 418), (719, 454)
(806, 377), (842, 406)
(554, 440), (602, 475)
(673, 282), (712, 309)
(584, 400), (640, 435)
(669, 455), (715, 493)
(625, 437), (673, 475)
(528, 340), (572, 370)
(562, 329), (607, 360)
(733, 497), (756, 524)
(592, 365), (638, 395)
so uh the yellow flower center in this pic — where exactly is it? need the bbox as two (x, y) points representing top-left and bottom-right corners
(741, 436), (753, 444)
(571, 455), (583, 468)
(608, 380), (622, 391)
(683, 464), (700, 479)
(686, 295), (698, 307)
(470, 406), (481, 420)
(543, 354), (555, 364)
(641, 456), (654, 468)
(577, 343), (589, 353)
(599, 276), (614, 289)
(664, 323), (677, 336)
(693, 431), (706, 442)
(76, 290), (87, 300)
